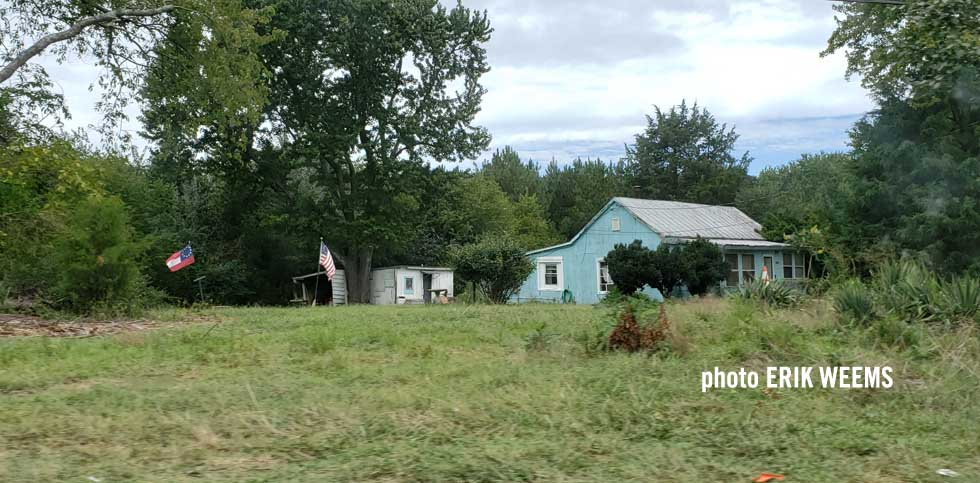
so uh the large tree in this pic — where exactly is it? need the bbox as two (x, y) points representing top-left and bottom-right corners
(0, 0), (273, 141)
(626, 101), (751, 205)
(540, 158), (629, 239)
(736, 153), (856, 277)
(479, 146), (540, 202)
(822, 0), (980, 275)
(825, 0), (980, 109)
(262, 0), (492, 302)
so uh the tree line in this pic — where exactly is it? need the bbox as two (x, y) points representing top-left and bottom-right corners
(1, 0), (978, 312)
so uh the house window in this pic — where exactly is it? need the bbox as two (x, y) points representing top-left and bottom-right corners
(545, 264), (558, 285)
(783, 252), (806, 279)
(611, 217), (621, 232)
(741, 254), (756, 283)
(537, 257), (563, 291)
(725, 254), (739, 286)
(597, 259), (614, 293)
(404, 277), (414, 295)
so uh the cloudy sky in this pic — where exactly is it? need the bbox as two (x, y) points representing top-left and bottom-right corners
(38, 0), (872, 174)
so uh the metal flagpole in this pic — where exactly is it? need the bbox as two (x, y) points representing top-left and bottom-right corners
(312, 237), (322, 307)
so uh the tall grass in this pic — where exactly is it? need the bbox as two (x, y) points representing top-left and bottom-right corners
(1, 302), (978, 481)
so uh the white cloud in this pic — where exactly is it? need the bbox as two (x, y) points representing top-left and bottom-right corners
(469, 0), (872, 171)
(24, 0), (872, 172)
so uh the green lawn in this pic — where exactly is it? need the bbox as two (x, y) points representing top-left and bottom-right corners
(1, 300), (978, 482)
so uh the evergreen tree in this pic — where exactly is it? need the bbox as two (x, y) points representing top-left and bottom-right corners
(626, 101), (750, 205)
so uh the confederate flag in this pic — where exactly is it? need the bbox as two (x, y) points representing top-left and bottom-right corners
(166, 244), (195, 272)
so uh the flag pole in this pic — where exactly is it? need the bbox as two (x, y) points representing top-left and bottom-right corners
(313, 237), (322, 307)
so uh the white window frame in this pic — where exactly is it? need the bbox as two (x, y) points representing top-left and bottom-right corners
(611, 217), (621, 232)
(404, 276), (415, 295)
(536, 256), (564, 291)
(596, 257), (614, 294)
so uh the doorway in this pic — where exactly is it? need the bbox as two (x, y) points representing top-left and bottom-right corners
(423, 273), (433, 303)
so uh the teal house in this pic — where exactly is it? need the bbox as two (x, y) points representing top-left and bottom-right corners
(514, 197), (806, 304)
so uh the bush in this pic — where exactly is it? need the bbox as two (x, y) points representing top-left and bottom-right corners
(451, 236), (533, 303)
(605, 240), (654, 295)
(607, 302), (670, 353)
(736, 280), (803, 309)
(832, 260), (980, 328)
(833, 280), (875, 325)
(649, 243), (686, 297)
(51, 195), (147, 314)
(938, 277), (980, 323)
(680, 236), (727, 296)
(872, 260), (940, 323)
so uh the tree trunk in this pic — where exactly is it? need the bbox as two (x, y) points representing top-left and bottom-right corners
(343, 246), (374, 303)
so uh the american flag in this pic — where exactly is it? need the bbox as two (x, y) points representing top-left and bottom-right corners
(319, 241), (336, 280)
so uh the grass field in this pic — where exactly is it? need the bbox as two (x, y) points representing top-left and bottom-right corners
(1, 299), (979, 482)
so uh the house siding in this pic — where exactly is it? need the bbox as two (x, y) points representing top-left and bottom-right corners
(515, 200), (800, 305)
(516, 203), (664, 304)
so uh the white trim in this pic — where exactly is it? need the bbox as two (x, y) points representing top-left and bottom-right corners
(611, 217), (621, 232)
(536, 256), (564, 291)
(596, 257), (614, 294)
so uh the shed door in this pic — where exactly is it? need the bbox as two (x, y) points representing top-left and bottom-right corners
(384, 272), (396, 304)
(332, 270), (347, 305)
(763, 256), (773, 282)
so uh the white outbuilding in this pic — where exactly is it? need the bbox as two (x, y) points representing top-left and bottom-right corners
(370, 266), (454, 305)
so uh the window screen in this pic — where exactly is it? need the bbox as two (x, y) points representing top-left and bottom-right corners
(726, 254), (739, 286)
(741, 254), (755, 283)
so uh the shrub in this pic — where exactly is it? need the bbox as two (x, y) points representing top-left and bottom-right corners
(605, 240), (654, 295)
(833, 280), (875, 325)
(51, 195), (148, 314)
(938, 277), (980, 323)
(649, 243), (687, 297)
(601, 287), (654, 308)
(451, 236), (533, 303)
(607, 302), (670, 353)
(872, 260), (940, 323)
(680, 236), (727, 296)
(736, 280), (803, 309)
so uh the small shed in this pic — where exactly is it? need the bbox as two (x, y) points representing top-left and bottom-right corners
(370, 266), (454, 305)
(291, 269), (347, 306)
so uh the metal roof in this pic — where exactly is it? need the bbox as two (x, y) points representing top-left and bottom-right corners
(527, 197), (785, 255)
(613, 197), (765, 240)
(371, 265), (453, 272)
(667, 237), (789, 248)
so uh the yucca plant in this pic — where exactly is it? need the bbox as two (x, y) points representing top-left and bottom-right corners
(872, 260), (940, 323)
(833, 280), (875, 325)
(735, 280), (802, 309)
(938, 277), (980, 323)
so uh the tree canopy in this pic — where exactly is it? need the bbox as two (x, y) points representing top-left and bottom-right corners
(626, 100), (751, 205)
(0, 0), (275, 141)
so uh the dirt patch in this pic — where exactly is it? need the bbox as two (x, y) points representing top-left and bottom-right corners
(0, 313), (219, 338)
